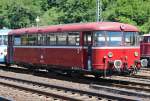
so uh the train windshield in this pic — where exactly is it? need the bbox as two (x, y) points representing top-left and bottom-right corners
(94, 31), (122, 46)
(107, 32), (122, 46)
(94, 31), (139, 47)
(0, 35), (8, 45)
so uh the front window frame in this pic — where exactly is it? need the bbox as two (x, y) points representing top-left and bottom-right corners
(93, 31), (139, 47)
(107, 31), (123, 46)
(124, 32), (139, 46)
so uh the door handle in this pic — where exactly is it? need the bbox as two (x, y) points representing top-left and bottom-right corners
(77, 48), (80, 54)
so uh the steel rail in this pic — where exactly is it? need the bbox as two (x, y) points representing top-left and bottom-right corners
(0, 75), (140, 101)
(0, 66), (150, 100)
(140, 68), (150, 71)
(103, 76), (150, 86)
(90, 84), (150, 98)
(125, 74), (150, 79)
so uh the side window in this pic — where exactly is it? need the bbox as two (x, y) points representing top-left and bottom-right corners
(147, 37), (150, 43)
(28, 34), (37, 46)
(143, 36), (150, 43)
(21, 35), (28, 45)
(84, 32), (92, 46)
(68, 32), (80, 46)
(125, 32), (137, 46)
(143, 37), (147, 42)
(57, 33), (67, 45)
(38, 34), (46, 45)
(49, 34), (57, 45)
(14, 36), (21, 46)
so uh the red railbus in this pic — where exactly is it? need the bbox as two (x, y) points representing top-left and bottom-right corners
(7, 22), (142, 76)
(140, 34), (150, 67)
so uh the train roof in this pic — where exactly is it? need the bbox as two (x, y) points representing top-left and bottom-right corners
(0, 28), (11, 35)
(9, 22), (139, 35)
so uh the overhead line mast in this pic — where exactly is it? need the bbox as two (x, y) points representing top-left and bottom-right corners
(96, 0), (102, 22)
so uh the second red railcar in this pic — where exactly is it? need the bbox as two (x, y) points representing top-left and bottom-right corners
(140, 34), (150, 67)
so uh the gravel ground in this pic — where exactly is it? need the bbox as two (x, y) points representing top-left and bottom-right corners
(137, 70), (150, 76)
(0, 84), (54, 101)
(0, 69), (78, 101)
(0, 70), (89, 91)
(0, 68), (149, 101)
(0, 69), (92, 101)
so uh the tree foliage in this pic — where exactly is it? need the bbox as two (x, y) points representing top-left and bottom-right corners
(102, 0), (150, 33)
(0, 0), (149, 33)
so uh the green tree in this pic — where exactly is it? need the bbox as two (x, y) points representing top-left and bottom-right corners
(40, 7), (64, 25)
(44, 0), (96, 24)
(0, 0), (149, 34)
(0, 0), (42, 29)
(102, 0), (150, 33)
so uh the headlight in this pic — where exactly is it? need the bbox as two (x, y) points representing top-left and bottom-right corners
(141, 59), (148, 67)
(108, 52), (113, 58)
(134, 52), (138, 57)
(114, 60), (122, 68)
(3, 49), (7, 56)
(4, 49), (7, 52)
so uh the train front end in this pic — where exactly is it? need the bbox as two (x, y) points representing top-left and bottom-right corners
(92, 25), (143, 75)
(0, 29), (10, 64)
(140, 34), (150, 67)
(0, 45), (7, 63)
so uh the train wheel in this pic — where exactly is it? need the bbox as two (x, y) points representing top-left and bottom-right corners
(94, 74), (101, 79)
(5, 63), (10, 67)
(70, 71), (83, 78)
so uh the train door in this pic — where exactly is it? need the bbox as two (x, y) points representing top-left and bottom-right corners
(38, 34), (46, 64)
(83, 32), (93, 71)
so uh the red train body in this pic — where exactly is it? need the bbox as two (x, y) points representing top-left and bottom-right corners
(140, 34), (150, 67)
(7, 22), (142, 76)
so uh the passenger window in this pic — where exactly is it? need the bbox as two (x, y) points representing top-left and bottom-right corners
(68, 32), (80, 46)
(49, 34), (57, 45)
(28, 34), (37, 46)
(147, 37), (150, 42)
(57, 33), (67, 45)
(38, 34), (46, 46)
(14, 36), (21, 46)
(125, 32), (135, 46)
(21, 35), (28, 45)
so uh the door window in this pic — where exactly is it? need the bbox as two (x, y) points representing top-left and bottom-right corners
(84, 32), (92, 46)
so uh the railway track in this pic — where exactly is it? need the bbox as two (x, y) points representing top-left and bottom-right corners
(125, 74), (150, 79)
(0, 75), (142, 101)
(96, 76), (150, 93)
(0, 65), (150, 100)
(141, 67), (150, 71)
(126, 68), (150, 79)
(140, 68), (150, 73)
(105, 76), (150, 86)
